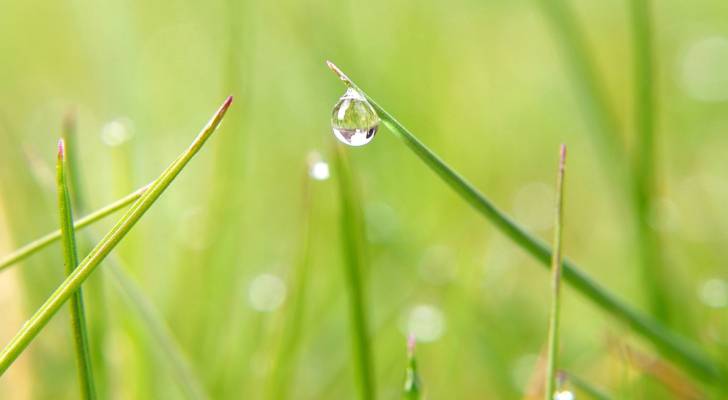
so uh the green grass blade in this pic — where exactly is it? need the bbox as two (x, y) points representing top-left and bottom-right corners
(0, 96), (233, 375)
(333, 144), (375, 400)
(325, 62), (724, 384)
(545, 145), (567, 400)
(267, 164), (316, 400)
(62, 110), (111, 398)
(58, 115), (206, 399)
(57, 140), (97, 399)
(62, 112), (87, 213)
(629, 0), (669, 323)
(0, 184), (149, 271)
(63, 134), (208, 399)
(402, 335), (422, 400)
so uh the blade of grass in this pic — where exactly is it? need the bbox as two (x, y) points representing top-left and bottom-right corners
(57, 139), (96, 399)
(62, 109), (110, 398)
(402, 335), (422, 400)
(266, 161), (317, 400)
(545, 145), (567, 400)
(325, 61), (724, 384)
(629, 0), (669, 323)
(333, 144), (375, 400)
(0, 184), (149, 272)
(57, 117), (207, 399)
(0, 96), (233, 375)
(62, 112), (87, 212)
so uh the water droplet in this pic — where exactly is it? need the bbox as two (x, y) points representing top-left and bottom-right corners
(248, 273), (287, 312)
(331, 87), (380, 146)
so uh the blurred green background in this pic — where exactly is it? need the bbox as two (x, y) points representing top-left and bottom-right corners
(0, 0), (727, 398)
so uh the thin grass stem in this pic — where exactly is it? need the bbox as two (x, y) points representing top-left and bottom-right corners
(325, 61), (724, 384)
(545, 145), (567, 400)
(0, 184), (149, 271)
(333, 144), (375, 400)
(57, 140), (96, 399)
(0, 96), (232, 375)
(62, 110), (111, 398)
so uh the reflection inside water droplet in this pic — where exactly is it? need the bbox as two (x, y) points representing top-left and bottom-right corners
(331, 87), (380, 146)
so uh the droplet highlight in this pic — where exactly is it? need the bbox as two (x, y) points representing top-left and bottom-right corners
(331, 87), (380, 146)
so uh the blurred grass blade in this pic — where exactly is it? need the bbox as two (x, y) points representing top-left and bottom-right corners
(402, 335), (422, 400)
(546, 145), (567, 400)
(540, 0), (670, 322)
(107, 260), (207, 399)
(0, 96), (233, 375)
(57, 139), (96, 399)
(629, 0), (669, 323)
(325, 61), (724, 384)
(0, 184), (149, 271)
(562, 371), (611, 400)
(333, 145), (375, 400)
(267, 161), (316, 400)
(537, 0), (624, 179)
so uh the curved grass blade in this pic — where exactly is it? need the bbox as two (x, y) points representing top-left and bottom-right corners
(545, 145), (567, 400)
(325, 61), (724, 384)
(333, 145), (375, 400)
(57, 140), (96, 399)
(0, 184), (149, 272)
(0, 96), (233, 375)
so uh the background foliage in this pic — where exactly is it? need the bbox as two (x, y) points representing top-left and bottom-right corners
(0, 0), (726, 398)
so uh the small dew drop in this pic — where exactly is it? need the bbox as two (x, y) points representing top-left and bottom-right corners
(331, 87), (380, 146)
